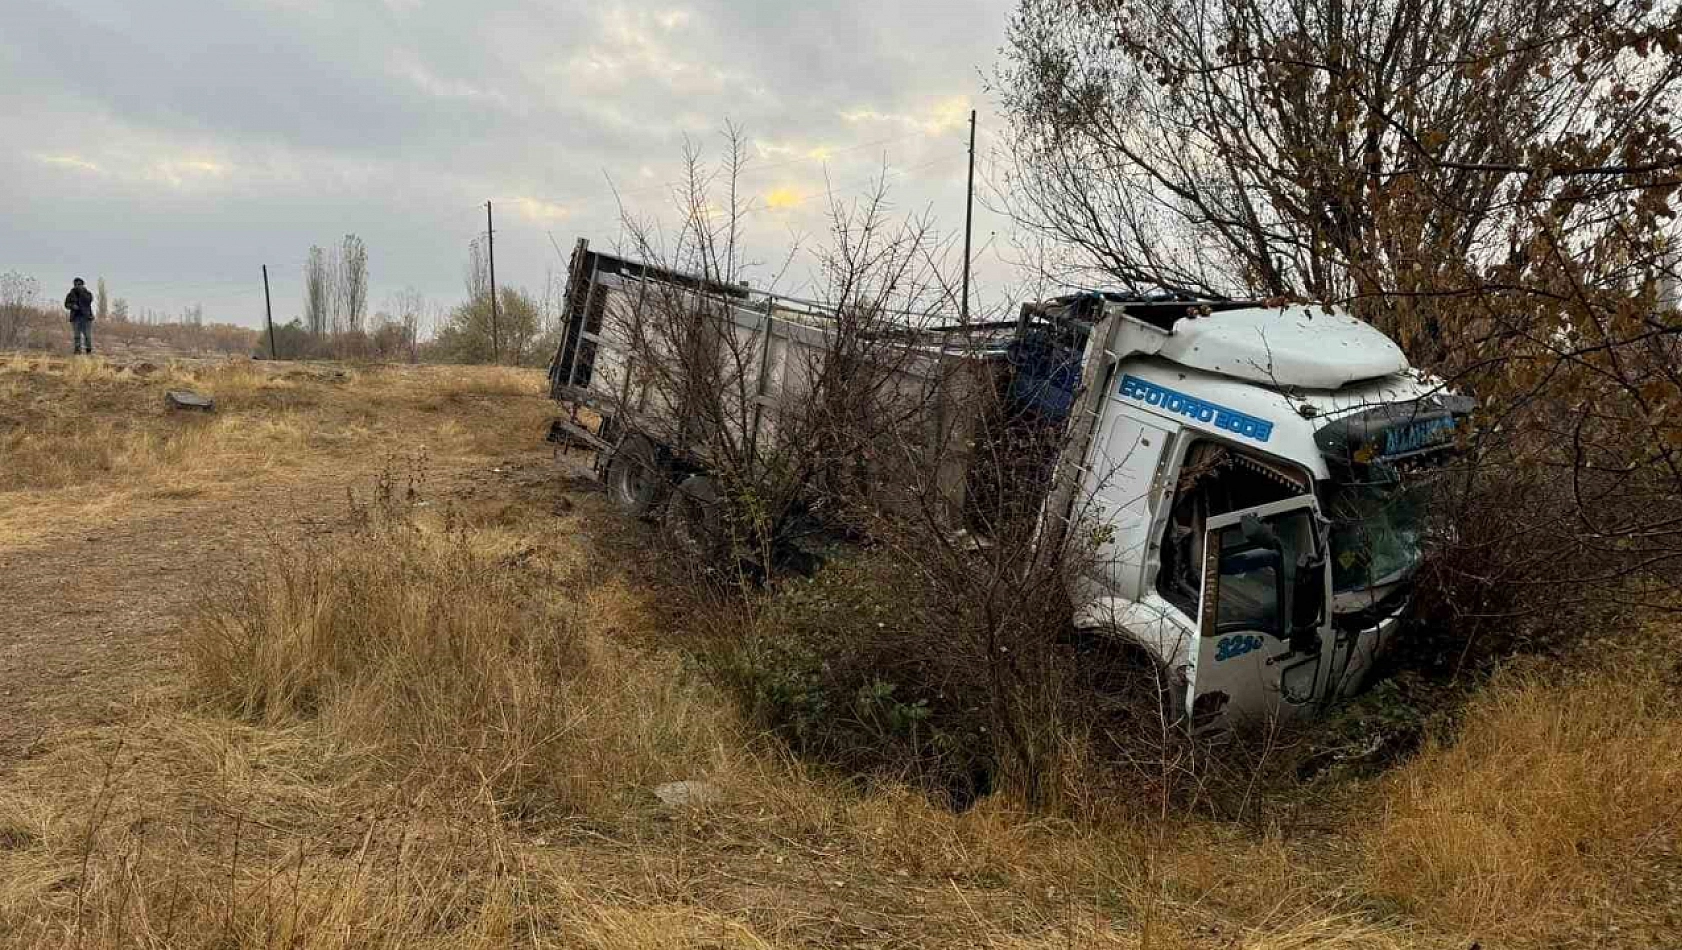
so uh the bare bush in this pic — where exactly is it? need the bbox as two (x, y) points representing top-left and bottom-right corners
(590, 128), (971, 577)
(578, 129), (1191, 811)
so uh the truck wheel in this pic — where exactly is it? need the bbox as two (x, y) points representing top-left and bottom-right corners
(604, 435), (666, 517)
(663, 474), (726, 558)
(1077, 632), (1181, 731)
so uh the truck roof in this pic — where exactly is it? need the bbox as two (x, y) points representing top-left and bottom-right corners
(1031, 295), (1412, 390)
(1153, 303), (1409, 390)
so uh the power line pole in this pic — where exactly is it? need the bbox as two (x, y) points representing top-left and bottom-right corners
(262, 264), (278, 360)
(961, 109), (977, 325)
(486, 200), (500, 364)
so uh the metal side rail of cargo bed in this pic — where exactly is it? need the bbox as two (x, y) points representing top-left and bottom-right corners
(545, 237), (1025, 465)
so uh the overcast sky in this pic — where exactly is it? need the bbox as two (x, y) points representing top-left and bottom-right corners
(1, 0), (1022, 329)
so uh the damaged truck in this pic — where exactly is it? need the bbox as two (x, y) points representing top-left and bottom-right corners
(546, 238), (1472, 731)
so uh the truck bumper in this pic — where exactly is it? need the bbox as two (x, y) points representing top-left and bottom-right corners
(1331, 606), (1406, 698)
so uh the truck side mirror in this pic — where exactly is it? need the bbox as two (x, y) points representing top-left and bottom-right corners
(1286, 549), (1325, 653)
(1237, 513), (1295, 640)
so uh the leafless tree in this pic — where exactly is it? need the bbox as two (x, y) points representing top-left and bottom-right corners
(465, 237), (490, 305)
(571, 128), (1161, 806)
(1000, 0), (1682, 313)
(594, 127), (979, 570)
(304, 246), (329, 337)
(334, 234), (369, 336)
(541, 265), (562, 330)
(0, 270), (39, 349)
(95, 277), (108, 321)
(389, 286), (430, 363)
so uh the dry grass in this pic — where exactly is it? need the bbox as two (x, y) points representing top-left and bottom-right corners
(0, 354), (552, 546)
(1367, 658), (1682, 942)
(186, 494), (735, 824)
(420, 363), (548, 398)
(0, 485), (1427, 949)
(3, 354), (1678, 948)
(0, 356), (301, 489)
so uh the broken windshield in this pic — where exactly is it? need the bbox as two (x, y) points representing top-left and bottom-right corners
(1324, 469), (1430, 593)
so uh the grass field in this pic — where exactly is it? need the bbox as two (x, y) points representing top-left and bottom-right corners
(0, 354), (1676, 948)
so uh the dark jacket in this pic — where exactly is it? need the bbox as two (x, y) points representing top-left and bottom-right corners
(65, 286), (94, 322)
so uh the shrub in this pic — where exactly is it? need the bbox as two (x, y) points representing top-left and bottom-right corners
(699, 545), (1185, 815)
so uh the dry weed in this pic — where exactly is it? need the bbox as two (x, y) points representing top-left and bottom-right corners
(186, 498), (737, 824)
(430, 364), (544, 398)
(1366, 659), (1682, 941)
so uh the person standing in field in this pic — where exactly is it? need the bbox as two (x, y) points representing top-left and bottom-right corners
(63, 278), (94, 355)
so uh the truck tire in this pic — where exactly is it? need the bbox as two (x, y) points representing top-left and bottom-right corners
(663, 474), (727, 559)
(604, 435), (667, 518)
(1076, 632), (1182, 731)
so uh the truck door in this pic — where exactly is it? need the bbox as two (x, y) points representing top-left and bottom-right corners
(1184, 495), (1332, 729)
(1081, 411), (1173, 592)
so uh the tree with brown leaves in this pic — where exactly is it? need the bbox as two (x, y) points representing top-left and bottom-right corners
(1002, 0), (1682, 628)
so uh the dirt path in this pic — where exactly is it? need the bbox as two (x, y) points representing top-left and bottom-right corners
(0, 455), (548, 766)
(0, 356), (565, 768)
(0, 474), (347, 761)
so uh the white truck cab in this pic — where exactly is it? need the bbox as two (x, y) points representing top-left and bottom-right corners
(1037, 297), (1472, 729)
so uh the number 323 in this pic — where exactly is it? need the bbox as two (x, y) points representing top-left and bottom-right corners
(1215, 635), (1264, 662)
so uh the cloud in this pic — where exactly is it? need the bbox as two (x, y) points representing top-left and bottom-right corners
(172, 160), (230, 175)
(149, 159), (234, 187)
(510, 197), (572, 223)
(764, 186), (804, 210)
(0, 0), (1017, 325)
(557, 5), (757, 103)
(35, 154), (104, 174)
(753, 140), (840, 163)
(34, 141), (234, 187)
(390, 54), (516, 110)
(841, 96), (974, 135)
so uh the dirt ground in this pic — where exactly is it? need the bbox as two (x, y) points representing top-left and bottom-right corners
(1, 472), (334, 760)
(0, 354), (562, 766)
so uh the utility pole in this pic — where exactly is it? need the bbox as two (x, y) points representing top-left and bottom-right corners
(262, 264), (278, 360)
(961, 109), (977, 325)
(486, 200), (500, 364)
